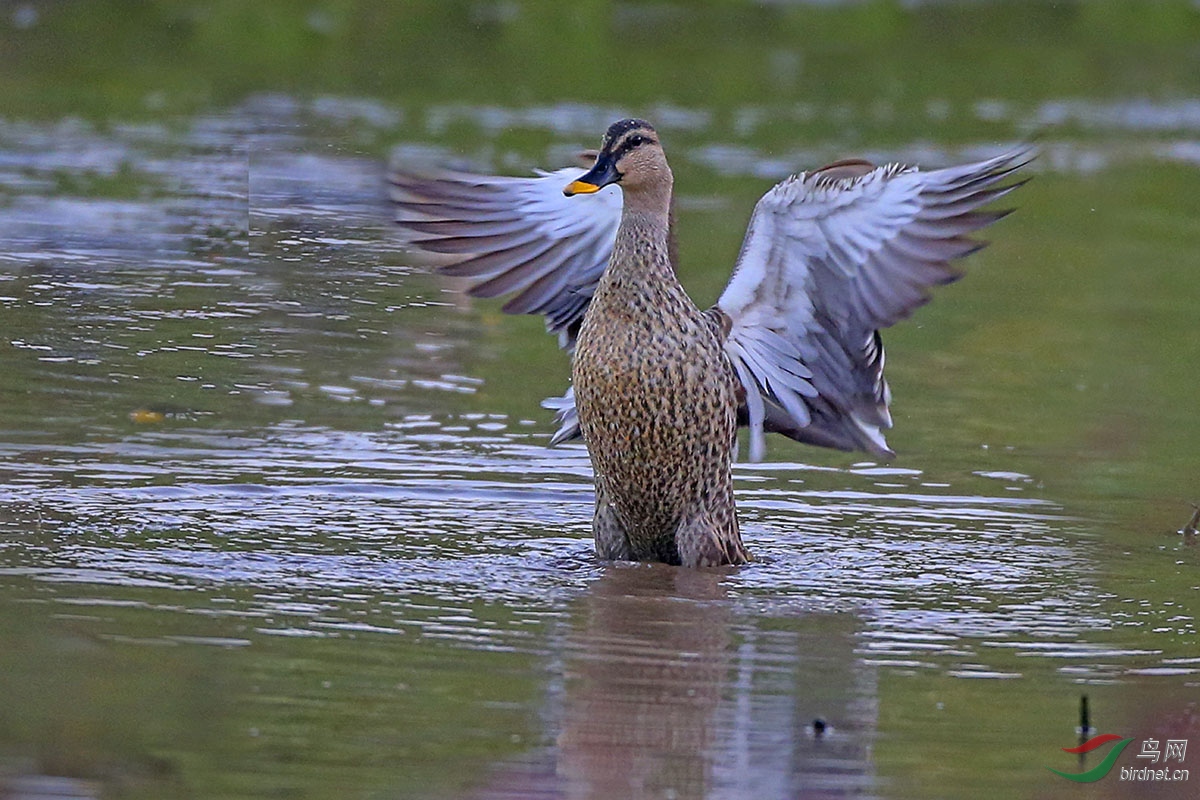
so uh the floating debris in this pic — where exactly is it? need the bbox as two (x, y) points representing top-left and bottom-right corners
(128, 406), (207, 424)
(1180, 503), (1199, 543)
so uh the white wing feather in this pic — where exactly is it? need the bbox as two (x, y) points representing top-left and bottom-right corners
(391, 166), (621, 350)
(392, 166), (623, 445)
(719, 148), (1033, 461)
(392, 148), (1031, 458)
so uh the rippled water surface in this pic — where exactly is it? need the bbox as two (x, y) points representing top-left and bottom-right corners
(3, 3), (1200, 799)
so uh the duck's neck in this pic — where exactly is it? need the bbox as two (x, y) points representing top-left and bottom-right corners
(603, 185), (679, 287)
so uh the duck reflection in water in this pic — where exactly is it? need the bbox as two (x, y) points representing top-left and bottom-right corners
(465, 565), (876, 799)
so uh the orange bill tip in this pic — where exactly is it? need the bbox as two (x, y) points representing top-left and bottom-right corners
(564, 180), (601, 196)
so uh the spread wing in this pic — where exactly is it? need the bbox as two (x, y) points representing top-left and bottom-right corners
(717, 148), (1034, 461)
(390, 166), (621, 351)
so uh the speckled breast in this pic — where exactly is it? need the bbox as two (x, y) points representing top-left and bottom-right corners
(573, 294), (738, 545)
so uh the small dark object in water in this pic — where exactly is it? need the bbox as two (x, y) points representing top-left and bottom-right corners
(1076, 694), (1098, 766)
(1181, 504), (1199, 543)
(812, 718), (827, 738)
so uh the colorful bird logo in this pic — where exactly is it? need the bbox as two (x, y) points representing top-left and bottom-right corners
(1046, 733), (1135, 782)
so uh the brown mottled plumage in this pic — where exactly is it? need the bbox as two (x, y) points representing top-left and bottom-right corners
(566, 120), (748, 566)
(390, 118), (1032, 568)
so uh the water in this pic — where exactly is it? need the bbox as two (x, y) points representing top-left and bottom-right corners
(2, 3), (1199, 799)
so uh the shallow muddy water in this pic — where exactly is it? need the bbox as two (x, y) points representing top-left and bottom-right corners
(1, 3), (1198, 799)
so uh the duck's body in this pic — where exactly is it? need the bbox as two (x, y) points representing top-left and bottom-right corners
(391, 119), (1032, 567)
(574, 204), (745, 565)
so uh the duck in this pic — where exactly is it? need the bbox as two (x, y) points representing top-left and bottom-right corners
(391, 119), (1032, 567)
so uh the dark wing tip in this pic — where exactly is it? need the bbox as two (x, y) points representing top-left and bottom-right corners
(811, 159), (877, 183)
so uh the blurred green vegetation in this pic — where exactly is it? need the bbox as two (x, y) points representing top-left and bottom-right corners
(3, 0), (1200, 148)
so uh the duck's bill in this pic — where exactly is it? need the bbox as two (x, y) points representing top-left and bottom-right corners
(563, 155), (620, 196)
(564, 179), (602, 195)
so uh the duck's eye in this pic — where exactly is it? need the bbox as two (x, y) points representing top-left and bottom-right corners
(627, 134), (647, 147)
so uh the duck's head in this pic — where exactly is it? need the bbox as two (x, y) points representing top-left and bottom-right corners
(564, 119), (670, 198)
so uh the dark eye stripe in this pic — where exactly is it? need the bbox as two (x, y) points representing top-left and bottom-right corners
(612, 132), (656, 159)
